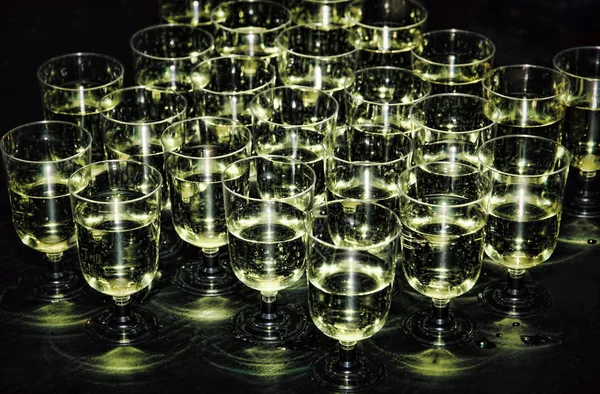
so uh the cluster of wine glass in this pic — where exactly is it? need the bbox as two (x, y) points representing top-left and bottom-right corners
(2, 0), (599, 392)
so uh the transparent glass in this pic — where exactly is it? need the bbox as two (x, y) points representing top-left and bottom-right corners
(250, 85), (339, 206)
(130, 24), (214, 116)
(191, 55), (276, 126)
(324, 124), (413, 211)
(37, 52), (124, 160)
(211, 0), (292, 60)
(162, 116), (252, 296)
(1, 121), (92, 302)
(292, 0), (361, 27)
(398, 162), (491, 347)
(159, 0), (218, 29)
(276, 23), (360, 120)
(482, 64), (570, 142)
(353, 0), (428, 68)
(554, 46), (600, 218)
(100, 86), (187, 263)
(412, 29), (495, 96)
(68, 160), (163, 345)
(307, 200), (400, 391)
(222, 156), (315, 344)
(477, 135), (571, 318)
(344, 66), (430, 129)
(410, 93), (498, 166)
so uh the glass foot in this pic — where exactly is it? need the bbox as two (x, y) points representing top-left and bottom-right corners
(34, 269), (87, 302)
(173, 259), (241, 297)
(233, 304), (308, 344)
(311, 351), (386, 392)
(403, 309), (478, 348)
(159, 223), (185, 260)
(478, 281), (552, 318)
(86, 306), (158, 346)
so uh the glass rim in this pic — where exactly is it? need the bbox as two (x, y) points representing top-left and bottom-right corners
(477, 134), (572, 178)
(306, 199), (402, 251)
(69, 160), (163, 205)
(398, 162), (492, 208)
(211, 0), (293, 34)
(355, 0), (428, 31)
(161, 116), (252, 160)
(324, 123), (414, 166)
(553, 46), (600, 82)
(100, 86), (188, 126)
(276, 24), (360, 59)
(37, 52), (125, 92)
(482, 64), (570, 102)
(409, 93), (498, 135)
(0, 120), (93, 164)
(344, 66), (431, 106)
(192, 55), (276, 95)
(222, 155), (317, 204)
(249, 85), (339, 128)
(130, 23), (215, 61)
(411, 28), (496, 67)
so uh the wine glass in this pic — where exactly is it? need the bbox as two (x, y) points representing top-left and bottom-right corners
(482, 64), (569, 142)
(398, 162), (491, 348)
(306, 200), (400, 391)
(159, 0), (218, 29)
(37, 52), (124, 160)
(1, 121), (92, 302)
(250, 85), (339, 206)
(162, 116), (252, 296)
(324, 123), (413, 211)
(101, 86), (188, 261)
(344, 66), (431, 129)
(276, 23), (360, 122)
(553, 46), (600, 218)
(353, 0), (428, 68)
(191, 55), (276, 126)
(130, 24), (215, 116)
(222, 155), (316, 344)
(291, 0), (360, 27)
(410, 93), (498, 166)
(411, 29), (495, 96)
(211, 0), (292, 60)
(477, 135), (571, 318)
(68, 160), (163, 345)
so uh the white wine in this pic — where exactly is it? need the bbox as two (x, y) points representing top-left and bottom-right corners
(9, 181), (75, 254)
(170, 172), (227, 250)
(426, 79), (484, 97)
(563, 103), (600, 174)
(74, 191), (160, 297)
(308, 256), (393, 342)
(401, 217), (484, 300)
(228, 204), (306, 292)
(485, 194), (561, 270)
(327, 180), (398, 212)
(357, 47), (412, 69)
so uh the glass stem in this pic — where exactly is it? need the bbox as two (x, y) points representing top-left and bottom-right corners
(429, 298), (450, 329)
(506, 269), (529, 298)
(111, 296), (134, 328)
(44, 252), (66, 282)
(259, 291), (280, 321)
(200, 247), (222, 277)
(336, 341), (359, 371)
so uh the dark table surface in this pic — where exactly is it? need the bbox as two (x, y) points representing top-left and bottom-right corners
(1, 1), (600, 393)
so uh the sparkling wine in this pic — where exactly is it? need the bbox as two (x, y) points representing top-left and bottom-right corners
(227, 204), (306, 292)
(357, 46), (412, 69)
(491, 107), (564, 142)
(485, 194), (561, 270)
(401, 219), (484, 300)
(308, 255), (393, 342)
(8, 182), (75, 254)
(327, 181), (398, 211)
(563, 103), (600, 174)
(73, 191), (160, 297)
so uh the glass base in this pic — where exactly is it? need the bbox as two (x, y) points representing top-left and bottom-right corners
(34, 269), (87, 302)
(478, 281), (552, 318)
(232, 304), (308, 345)
(173, 258), (241, 297)
(86, 306), (159, 346)
(159, 223), (185, 260)
(311, 351), (386, 392)
(403, 309), (478, 348)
